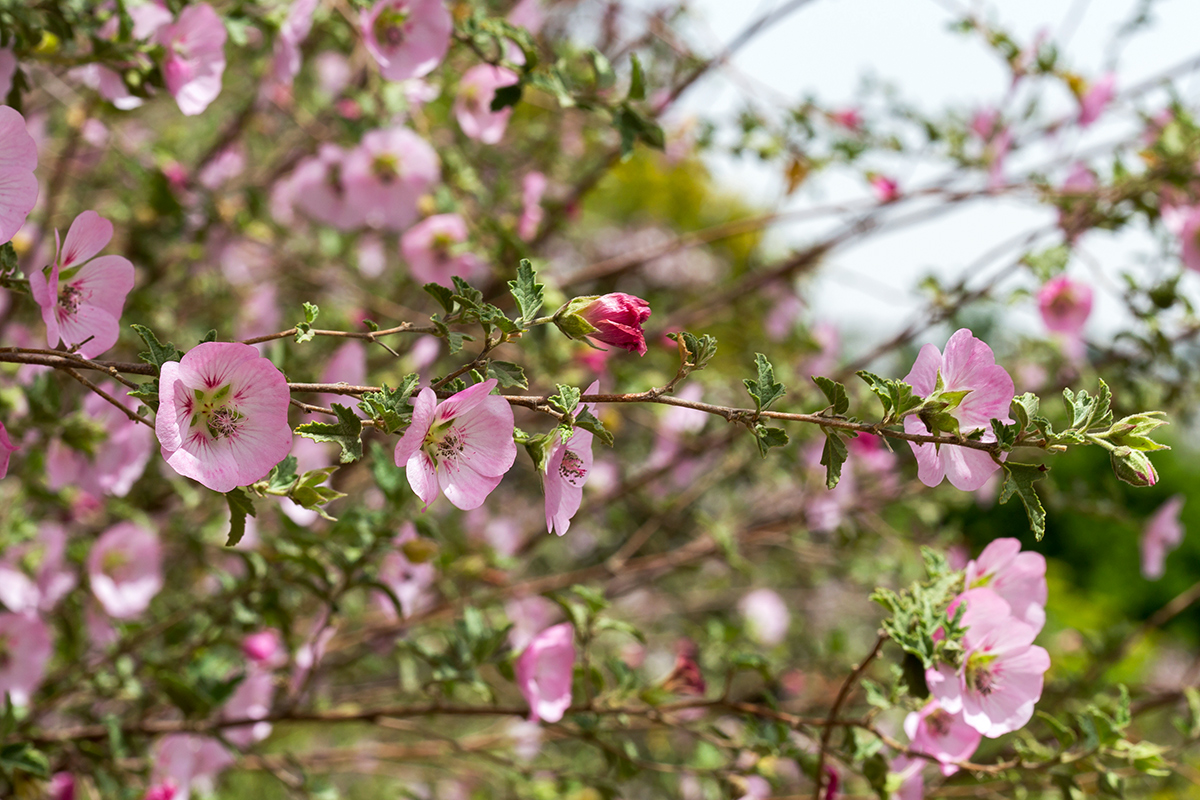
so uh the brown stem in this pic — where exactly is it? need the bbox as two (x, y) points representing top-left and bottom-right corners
(812, 633), (887, 799)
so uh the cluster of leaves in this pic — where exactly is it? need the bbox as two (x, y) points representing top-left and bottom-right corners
(871, 548), (967, 682)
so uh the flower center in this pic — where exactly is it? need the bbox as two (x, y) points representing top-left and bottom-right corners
(424, 419), (466, 465)
(559, 449), (587, 485)
(102, 549), (133, 581)
(965, 652), (999, 696)
(372, 153), (401, 183)
(190, 383), (244, 440)
(376, 7), (411, 47)
(59, 283), (83, 314)
(925, 708), (952, 736)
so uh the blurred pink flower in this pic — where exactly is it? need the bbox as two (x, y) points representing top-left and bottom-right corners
(575, 293), (652, 356)
(1037, 276), (1093, 338)
(739, 588), (790, 646)
(0, 48), (14, 99)
(889, 757), (924, 800)
(131, 1), (173, 40)
(266, 0), (319, 93)
(0, 421), (15, 478)
(903, 699), (982, 776)
(1162, 204), (1200, 273)
(830, 108), (862, 131)
(362, 0), (451, 82)
(1142, 494), (1185, 580)
(88, 522), (163, 619)
(289, 144), (371, 229)
(0, 522), (76, 614)
(545, 381), (597, 536)
(157, 4), (227, 116)
(926, 588), (1050, 738)
(506, 595), (559, 652)
(964, 538), (1047, 633)
(222, 665), (275, 747)
(344, 125), (441, 230)
(393, 379), (517, 510)
(156, 342), (292, 493)
(515, 622), (575, 722)
(400, 213), (486, 286)
(903, 328), (1014, 491)
(196, 145), (244, 190)
(455, 65), (519, 144)
(47, 385), (153, 499)
(242, 629), (285, 666)
(518, 171), (547, 241)
(374, 523), (436, 618)
(70, 65), (143, 110)
(870, 174), (899, 202)
(0, 105), (38, 244)
(1078, 73), (1115, 127)
(28, 210), (135, 359)
(319, 340), (367, 411)
(152, 734), (234, 800)
(48, 772), (75, 800)
(143, 783), (177, 800)
(0, 612), (52, 706)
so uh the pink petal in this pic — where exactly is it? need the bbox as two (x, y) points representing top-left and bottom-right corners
(56, 303), (120, 359)
(903, 342), (942, 395)
(68, 255), (135, 316)
(438, 460), (504, 510)
(59, 210), (113, 268)
(394, 388), (436, 467)
(406, 451), (439, 509)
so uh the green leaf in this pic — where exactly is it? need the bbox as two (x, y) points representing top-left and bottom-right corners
(489, 80), (523, 112)
(508, 259), (545, 325)
(199, 329), (217, 344)
(667, 331), (718, 375)
(1021, 244), (1070, 283)
(743, 353), (786, 413)
(294, 302), (320, 343)
(445, 331), (473, 354)
(588, 48), (616, 90)
(999, 461), (1048, 540)
(358, 375), (420, 434)
(424, 282), (456, 313)
(548, 384), (581, 415)
(487, 360), (528, 389)
(130, 323), (183, 368)
(0, 742), (49, 779)
(1063, 378), (1113, 431)
(296, 404), (363, 463)
(265, 456), (298, 492)
(1036, 711), (1077, 748)
(1012, 392), (1039, 431)
(753, 423), (789, 457)
(820, 429), (848, 489)
(0, 242), (18, 276)
(576, 407), (614, 447)
(812, 376), (849, 415)
(628, 53), (647, 100)
(614, 104), (665, 157)
(225, 488), (256, 547)
(856, 371), (922, 421)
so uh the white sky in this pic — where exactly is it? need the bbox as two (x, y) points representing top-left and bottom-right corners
(676, 0), (1200, 364)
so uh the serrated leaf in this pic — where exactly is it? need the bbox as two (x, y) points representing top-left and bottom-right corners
(820, 429), (848, 489)
(548, 384), (581, 415)
(999, 461), (1048, 540)
(744, 353), (786, 413)
(446, 331), (473, 354)
(358, 375), (420, 433)
(0, 742), (49, 779)
(130, 323), (183, 368)
(265, 456), (298, 492)
(1012, 392), (1039, 431)
(0, 242), (17, 275)
(425, 283), (456, 313)
(508, 259), (544, 325)
(490, 80), (523, 112)
(296, 404), (363, 463)
(575, 407), (614, 447)
(753, 423), (788, 457)
(1036, 710), (1077, 747)
(487, 360), (528, 389)
(668, 331), (718, 374)
(812, 376), (849, 415)
(225, 488), (256, 547)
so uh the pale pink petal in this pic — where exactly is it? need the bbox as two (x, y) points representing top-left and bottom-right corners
(394, 388), (437, 466)
(515, 623), (575, 722)
(406, 451), (439, 509)
(361, 0), (452, 82)
(59, 210), (113, 269)
(56, 303), (120, 359)
(0, 612), (52, 706)
(438, 461), (504, 510)
(902, 343), (942, 395)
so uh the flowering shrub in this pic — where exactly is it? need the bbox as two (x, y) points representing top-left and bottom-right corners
(0, 1), (1197, 799)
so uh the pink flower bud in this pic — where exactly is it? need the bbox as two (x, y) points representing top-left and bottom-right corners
(558, 293), (652, 356)
(241, 630), (282, 664)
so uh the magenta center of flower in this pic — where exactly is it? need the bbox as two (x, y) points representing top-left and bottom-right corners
(965, 652), (999, 696)
(189, 383), (245, 440)
(559, 449), (587, 486)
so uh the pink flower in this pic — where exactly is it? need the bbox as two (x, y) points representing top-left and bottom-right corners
(143, 783), (177, 800)
(926, 588), (1050, 738)
(0, 612), (53, 706)
(515, 622), (575, 723)
(1037, 275), (1093, 339)
(157, 4), (227, 116)
(47, 384), (154, 498)
(506, 595), (559, 652)
(88, 522), (163, 619)
(964, 538), (1048, 633)
(400, 213), (486, 286)
(1078, 73), (1115, 127)
(0, 421), (16, 478)
(28, 210), (135, 359)
(0, 106), (38, 244)
(738, 588), (790, 646)
(343, 126), (441, 231)
(222, 665), (274, 748)
(0, 523), (76, 614)
(266, 0), (319, 93)
(889, 757), (924, 800)
(1142, 494), (1185, 580)
(518, 171), (547, 241)
(374, 523), (436, 618)
(48, 772), (75, 800)
(455, 65), (520, 144)
(870, 174), (899, 202)
(393, 379), (517, 510)
(131, 1), (173, 40)
(903, 328), (1014, 491)
(830, 108), (862, 131)
(151, 734), (234, 800)
(289, 144), (371, 230)
(70, 65), (143, 110)
(903, 699), (982, 776)
(156, 342), (292, 493)
(1163, 205), (1200, 273)
(361, 0), (452, 82)
(545, 381), (598, 536)
(0, 49), (15, 99)
(242, 629), (284, 665)
(571, 293), (652, 356)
